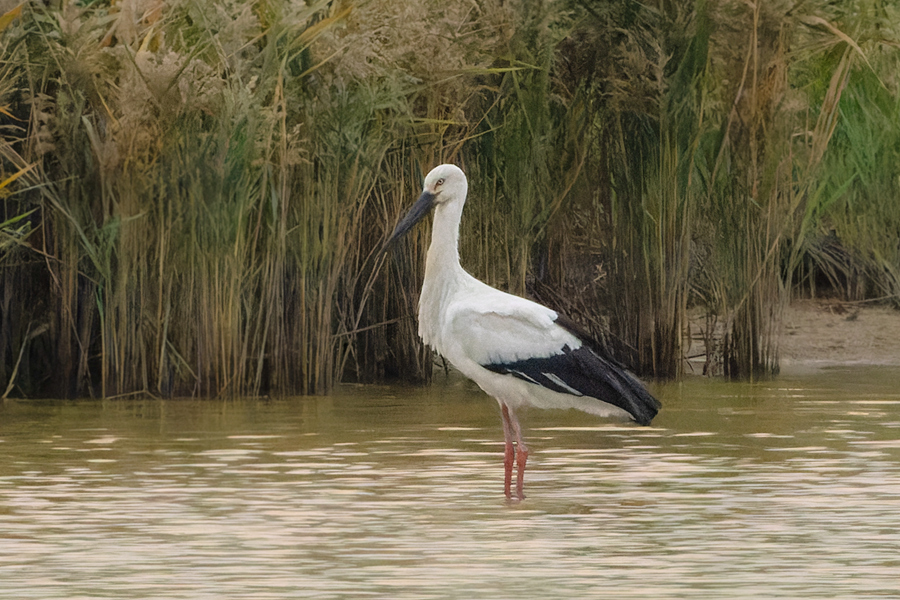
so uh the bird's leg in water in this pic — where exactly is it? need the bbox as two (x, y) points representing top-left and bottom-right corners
(509, 407), (529, 500)
(501, 404), (515, 499)
(501, 404), (528, 501)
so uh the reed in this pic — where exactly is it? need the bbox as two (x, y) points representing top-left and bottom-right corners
(555, 0), (708, 377)
(803, 32), (900, 305)
(462, 1), (585, 297)
(2, 0), (899, 398)
(558, 0), (886, 378)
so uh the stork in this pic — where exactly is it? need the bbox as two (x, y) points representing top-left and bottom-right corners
(383, 164), (661, 500)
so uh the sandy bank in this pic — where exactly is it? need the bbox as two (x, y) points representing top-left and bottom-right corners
(779, 299), (900, 369)
(683, 299), (900, 375)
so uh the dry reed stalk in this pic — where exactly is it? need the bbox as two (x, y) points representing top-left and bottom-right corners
(3, 0), (898, 398)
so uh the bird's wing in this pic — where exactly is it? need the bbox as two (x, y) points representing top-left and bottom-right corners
(446, 289), (660, 425)
(482, 344), (661, 425)
(445, 290), (579, 366)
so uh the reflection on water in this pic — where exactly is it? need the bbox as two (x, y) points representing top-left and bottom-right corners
(2, 367), (899, 598)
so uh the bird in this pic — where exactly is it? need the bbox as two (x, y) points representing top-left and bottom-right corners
(383, 164), (661, 500)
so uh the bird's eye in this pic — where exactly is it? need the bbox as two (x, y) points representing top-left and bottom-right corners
(436, 178), (445, 186)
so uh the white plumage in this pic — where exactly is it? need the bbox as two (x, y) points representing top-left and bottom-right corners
(384, 164), (660, 500)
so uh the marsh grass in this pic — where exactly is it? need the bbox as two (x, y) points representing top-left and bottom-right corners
(807, 37), (900, 305)
(1, 0), (898, 397)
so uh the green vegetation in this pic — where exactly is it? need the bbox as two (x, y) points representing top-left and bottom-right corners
(1, 0), (898, 398)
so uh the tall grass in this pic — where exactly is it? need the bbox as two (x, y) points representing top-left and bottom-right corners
(462, 1), (586, 298)
(560, 0), (881, 378)
(1, 0), (899, 398)
(806, 20), (900, 305)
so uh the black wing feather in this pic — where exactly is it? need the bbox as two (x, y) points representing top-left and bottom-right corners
(482, 339), (661, 426)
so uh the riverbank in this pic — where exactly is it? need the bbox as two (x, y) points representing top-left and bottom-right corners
(684, 299), (900, 375)
(779, 299), (900, 370)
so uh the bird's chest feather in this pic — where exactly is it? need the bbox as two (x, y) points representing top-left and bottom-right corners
(416, 268), (474, 357)
(417, 285), (457, 353)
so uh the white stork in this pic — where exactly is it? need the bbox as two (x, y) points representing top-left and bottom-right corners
(383, 164), (661, 500)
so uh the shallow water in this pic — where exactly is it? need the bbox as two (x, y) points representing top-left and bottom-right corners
(2, 366), (899, 599)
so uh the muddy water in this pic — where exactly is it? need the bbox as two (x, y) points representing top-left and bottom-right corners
(1, 366), (899, 598)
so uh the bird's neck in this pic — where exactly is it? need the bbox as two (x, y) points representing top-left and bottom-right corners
(424, 199), (469, 287)
(419, 200), (467, 350)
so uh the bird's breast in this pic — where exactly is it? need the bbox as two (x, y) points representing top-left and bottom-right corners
(416, 266), (473, 356)
(416, 273), (447, 351)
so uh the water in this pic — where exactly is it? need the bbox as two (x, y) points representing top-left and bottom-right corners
(2, 367), (899, 599)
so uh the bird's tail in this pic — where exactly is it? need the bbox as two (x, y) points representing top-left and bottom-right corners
(614, 368), (661, 426)
(575, 348), (661, 426)
(553, 315), (660, 425)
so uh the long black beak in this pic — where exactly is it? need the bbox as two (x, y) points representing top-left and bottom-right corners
(380, 191), (436, 254)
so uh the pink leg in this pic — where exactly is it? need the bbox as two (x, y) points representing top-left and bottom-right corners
(501, 404), (529, 501)
(509, 407), (529, 500)
(501, 404), (515, 500)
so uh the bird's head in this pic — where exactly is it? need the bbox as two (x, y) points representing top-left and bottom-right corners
(381, 164), (467, 252)
(422, 163), (467, 205)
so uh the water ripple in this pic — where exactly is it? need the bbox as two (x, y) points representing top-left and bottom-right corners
(1, 367), (899, 598)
